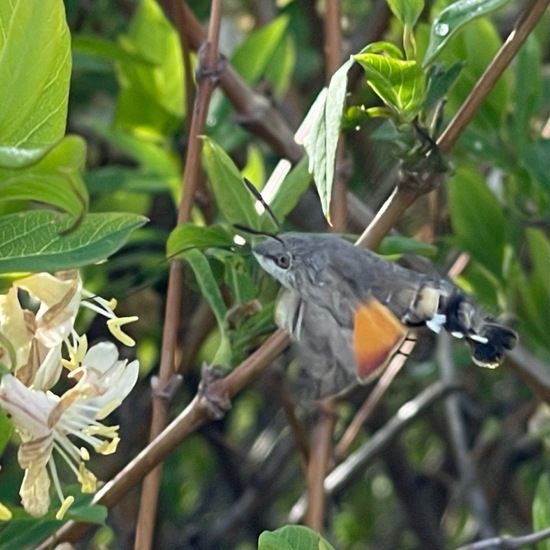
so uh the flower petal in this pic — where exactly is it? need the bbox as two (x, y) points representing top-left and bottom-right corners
(0, 288), (32, 371)
(0, 375), (56, 437)
(19, 453), (52, 517)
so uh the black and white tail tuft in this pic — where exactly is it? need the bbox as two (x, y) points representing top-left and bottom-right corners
(443, 294), (517, 368)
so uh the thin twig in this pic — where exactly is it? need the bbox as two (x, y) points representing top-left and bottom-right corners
(438, 332), (496, 539)
(454, 526), (550, 550)
(302, 0), (346, 531)
(437, 0), (550, 152)
(334, 337), (415, 460)
(507, 345), (550, 403)
(325, 0), (347, 230)
(134, 2), (225, 546)
(176, 1), (303, 162)
(288, 381), (459, 522)
(304, 400), (338, 530)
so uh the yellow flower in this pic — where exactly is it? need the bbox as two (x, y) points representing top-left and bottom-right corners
(0, 342), (139, 517)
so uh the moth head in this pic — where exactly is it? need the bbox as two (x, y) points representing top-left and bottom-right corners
(252, 234), (336, 292)
(253, 236), (295, 289)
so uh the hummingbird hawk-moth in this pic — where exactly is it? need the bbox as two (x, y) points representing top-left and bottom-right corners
(252, 233), (517, 399)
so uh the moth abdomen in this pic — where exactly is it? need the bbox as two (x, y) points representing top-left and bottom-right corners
(441, 293), (517, 368)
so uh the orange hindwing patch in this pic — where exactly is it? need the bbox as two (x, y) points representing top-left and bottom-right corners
(353, 300), (407, 380)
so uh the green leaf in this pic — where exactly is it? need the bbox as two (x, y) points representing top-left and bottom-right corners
(201, 136), (267, 230)
(0, 0), (71, 148)
(114, 0), (184, 136)
(378, 235), (437, 257)
(359, 41), (405, 59)
(0, 146), (53, 170)
(354, 53), (424, 122)
(423, 61), (463, 111)
(423, 0), (514, 66)
(448, 164), (505, 279)
(72, 34), (155, 66)
(224, 263), (257, 306)
(0, 136), (89, 219)
(84, 167), (173, 195)
(166, 224), (234, 258)
(514, 229), (550, 347)
(258, 525), (336, 550)
(0, 518), (63, 550)
(182, 249), (227, 327)
(92, 125), (180, 180)
(268, 157), (312, 222)
(264, 34), (296, 99)
(303, 57), (354, 223)
(533, 474), (550, 550)
(387, 0), (424, 27)
(232, 16), (290, 85)
(242, 145), (266, 189)
(0, 211), (147, 273)
(512, 36), (543, 153)
(0, 409), (12, 457)
(64, 503), (108, 524)
(0, 499), (106, 550)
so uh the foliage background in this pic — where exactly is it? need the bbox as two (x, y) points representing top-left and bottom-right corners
(0, 0), (549, 548)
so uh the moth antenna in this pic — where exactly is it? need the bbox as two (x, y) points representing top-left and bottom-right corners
(233, 223), (284, 244)
(243, 177), (281, 230)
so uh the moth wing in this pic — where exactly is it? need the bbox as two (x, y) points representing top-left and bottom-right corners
(353, 299), (407, 380)
(275, 296), (359, 399)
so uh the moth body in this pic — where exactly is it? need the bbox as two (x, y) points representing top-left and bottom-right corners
(253, 233), (516, 398)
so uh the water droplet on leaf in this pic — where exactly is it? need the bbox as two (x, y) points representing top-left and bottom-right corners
(435, 23), (449, 37)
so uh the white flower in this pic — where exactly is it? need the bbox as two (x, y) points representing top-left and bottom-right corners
(0, 271), (138, 393)
(15, 271), (82, 349)
(0, 288), (33, 372)
(0, 342), (139, 517)
(16, 271), (138, 349)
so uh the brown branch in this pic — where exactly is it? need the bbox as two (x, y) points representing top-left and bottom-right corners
(134, 1), (225, 548)
(334, 338), (415, 460)
(357, 0), (549, 250)
(176, 1), (303, 162)
(438, 332), (496, 539)
(437, 0), (550, 153)
(301, 0), (347, 532)
(304, 400), (338, 531)
(507, 345), (550, 403)
(288, 380), (459, 522)
(325, 0), (347, 231)
(454, 526), (550, 550)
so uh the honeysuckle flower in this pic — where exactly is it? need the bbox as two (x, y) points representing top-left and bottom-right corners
(15, 271), (82, 349)
(0, 342), (139, 517)
(0, 289), (63, 391)
(1, 271), (138, 387)
(17, 269), (138, 348)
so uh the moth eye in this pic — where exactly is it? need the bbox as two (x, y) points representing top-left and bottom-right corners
(275, 253), (290, 269)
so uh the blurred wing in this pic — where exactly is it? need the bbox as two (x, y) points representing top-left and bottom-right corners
(353, 299), (407, 380)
